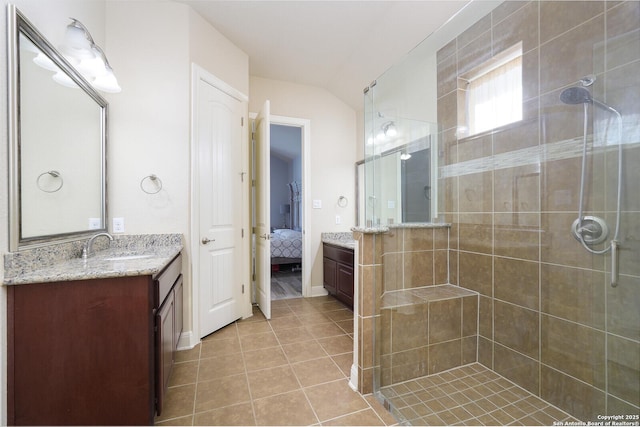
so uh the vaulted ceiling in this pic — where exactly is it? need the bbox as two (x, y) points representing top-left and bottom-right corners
(177, 1), (469, 110)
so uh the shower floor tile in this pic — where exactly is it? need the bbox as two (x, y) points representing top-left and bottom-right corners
(379, 363), (581, 426)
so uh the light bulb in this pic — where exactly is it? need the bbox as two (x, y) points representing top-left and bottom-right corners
(385, 122), (397, 137)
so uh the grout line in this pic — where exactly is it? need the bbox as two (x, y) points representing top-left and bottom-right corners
(189, 334), (203, 424)
(237, 320), (259, 426)
(380, 363), (576, 425)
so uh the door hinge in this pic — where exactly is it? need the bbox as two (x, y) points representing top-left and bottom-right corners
(251, 179), (256, 187)
(241, 228), (244, 238)
(241, 117), (244, 126)
(252, 273), (256, 281)
(242, 284), (245, 294)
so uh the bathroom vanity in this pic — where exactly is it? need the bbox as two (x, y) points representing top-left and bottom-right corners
(322, 233), (356, 308)
(4, 235), (183, 426)
(5, 9), (183, 424)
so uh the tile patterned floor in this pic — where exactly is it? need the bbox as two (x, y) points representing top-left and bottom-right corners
(380, 363), (580, 426)
(154, 295), (397, 426)
(156, 294), (582, 426)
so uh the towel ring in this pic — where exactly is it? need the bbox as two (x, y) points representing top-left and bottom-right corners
(140, 174), (163, 194)
(337, 196), (348, 208)
(36, 170), (63, 193)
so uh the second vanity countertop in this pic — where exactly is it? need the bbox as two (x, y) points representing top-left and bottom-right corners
(3, 234), (183, 286)
(321, 232), (356, 250)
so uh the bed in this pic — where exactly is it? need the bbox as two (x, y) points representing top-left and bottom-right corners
(270, 229), (302, 266)
(271, 181), (302, 267)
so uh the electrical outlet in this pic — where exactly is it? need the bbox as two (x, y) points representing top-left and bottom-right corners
(113, 217), (125, 233)
(313, 199), (322, 209)
(335, 215), (341, 225)
(88, 218), (101, 230)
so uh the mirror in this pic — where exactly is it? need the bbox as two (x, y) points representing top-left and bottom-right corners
(358, 111), (438, 227)
(8, 5), (108, 250)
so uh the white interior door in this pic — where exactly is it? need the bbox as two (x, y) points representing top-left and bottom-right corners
(254, 101), (271, 319)
(197, 74), (244, 337)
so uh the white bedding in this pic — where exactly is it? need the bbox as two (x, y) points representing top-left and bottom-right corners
(270, 229), (302, 259)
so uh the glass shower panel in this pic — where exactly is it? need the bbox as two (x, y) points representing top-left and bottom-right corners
(363, 82), (379, 227)
(362, 1), (639, 424)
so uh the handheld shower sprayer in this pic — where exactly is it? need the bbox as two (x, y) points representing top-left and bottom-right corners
(560, 86), (622, 117)
(559, 83), (623, 287)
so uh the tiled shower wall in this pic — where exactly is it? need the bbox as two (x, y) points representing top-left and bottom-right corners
(377, 227), (478, 385)
(436, 0), (639, 421)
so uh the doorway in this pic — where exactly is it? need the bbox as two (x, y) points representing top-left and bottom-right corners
(251, 113), (312, 316)
(269, 124), (303, 300)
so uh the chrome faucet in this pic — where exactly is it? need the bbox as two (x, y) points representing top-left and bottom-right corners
(82, 232), (114, 259)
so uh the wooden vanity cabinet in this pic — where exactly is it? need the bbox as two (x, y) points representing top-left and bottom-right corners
(322, 243), (354, 308)
(7, 253), (182, 426)
(154, 266), (183, 416)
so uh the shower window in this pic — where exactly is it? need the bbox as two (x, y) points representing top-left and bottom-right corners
(460, 42), (523, 136)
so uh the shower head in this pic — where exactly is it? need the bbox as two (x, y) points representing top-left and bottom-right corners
(560, 86), (621, 117)
(560, 86), (592, 105)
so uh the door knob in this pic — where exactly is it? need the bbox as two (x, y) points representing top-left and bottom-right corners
(259, 233), (270, 240)
(201, 237), (215, 245)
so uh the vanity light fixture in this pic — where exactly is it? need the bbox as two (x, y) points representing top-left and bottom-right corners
(60, 18), (121, 93)
(383, 121), (397, 137)
(32, 51), (57, 71)
(52, 70), (79, 88)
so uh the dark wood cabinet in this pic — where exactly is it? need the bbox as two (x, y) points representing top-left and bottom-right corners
(323, 243), (354, 308)
(154, 272), (183, 417)
(323, 256), (337, 295)
(7, 253), (182, 426)
(336, 262), (354, 307)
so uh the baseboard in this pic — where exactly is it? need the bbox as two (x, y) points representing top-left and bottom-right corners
(349, 363), (358, 392)
(177, 330), (198, 350)
(311, 284), (329, 297)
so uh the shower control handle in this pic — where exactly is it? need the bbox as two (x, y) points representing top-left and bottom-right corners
(571, 216), (608, 246)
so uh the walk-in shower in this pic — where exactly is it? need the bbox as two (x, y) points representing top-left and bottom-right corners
(560, 83), (623, 287)
(357, 1), (640, 425)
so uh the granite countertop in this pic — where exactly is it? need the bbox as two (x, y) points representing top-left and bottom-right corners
(321, 232), (356, 250)
(3, 234), (183, 286)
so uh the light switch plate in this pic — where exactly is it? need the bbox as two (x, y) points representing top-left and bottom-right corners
(335, 215), (341, 224)
(113, 217), (125, 233)
(312, 199), (322, 209)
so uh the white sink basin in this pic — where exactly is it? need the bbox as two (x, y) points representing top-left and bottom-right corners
(103, 254), (153, 261)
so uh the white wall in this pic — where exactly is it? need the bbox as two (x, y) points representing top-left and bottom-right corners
(188, 8), (249, 96)
(250, 77), (357, 289)
(105, 1), (251, 336)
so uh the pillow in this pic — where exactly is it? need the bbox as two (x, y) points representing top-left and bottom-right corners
(274, 229), (300, 239)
